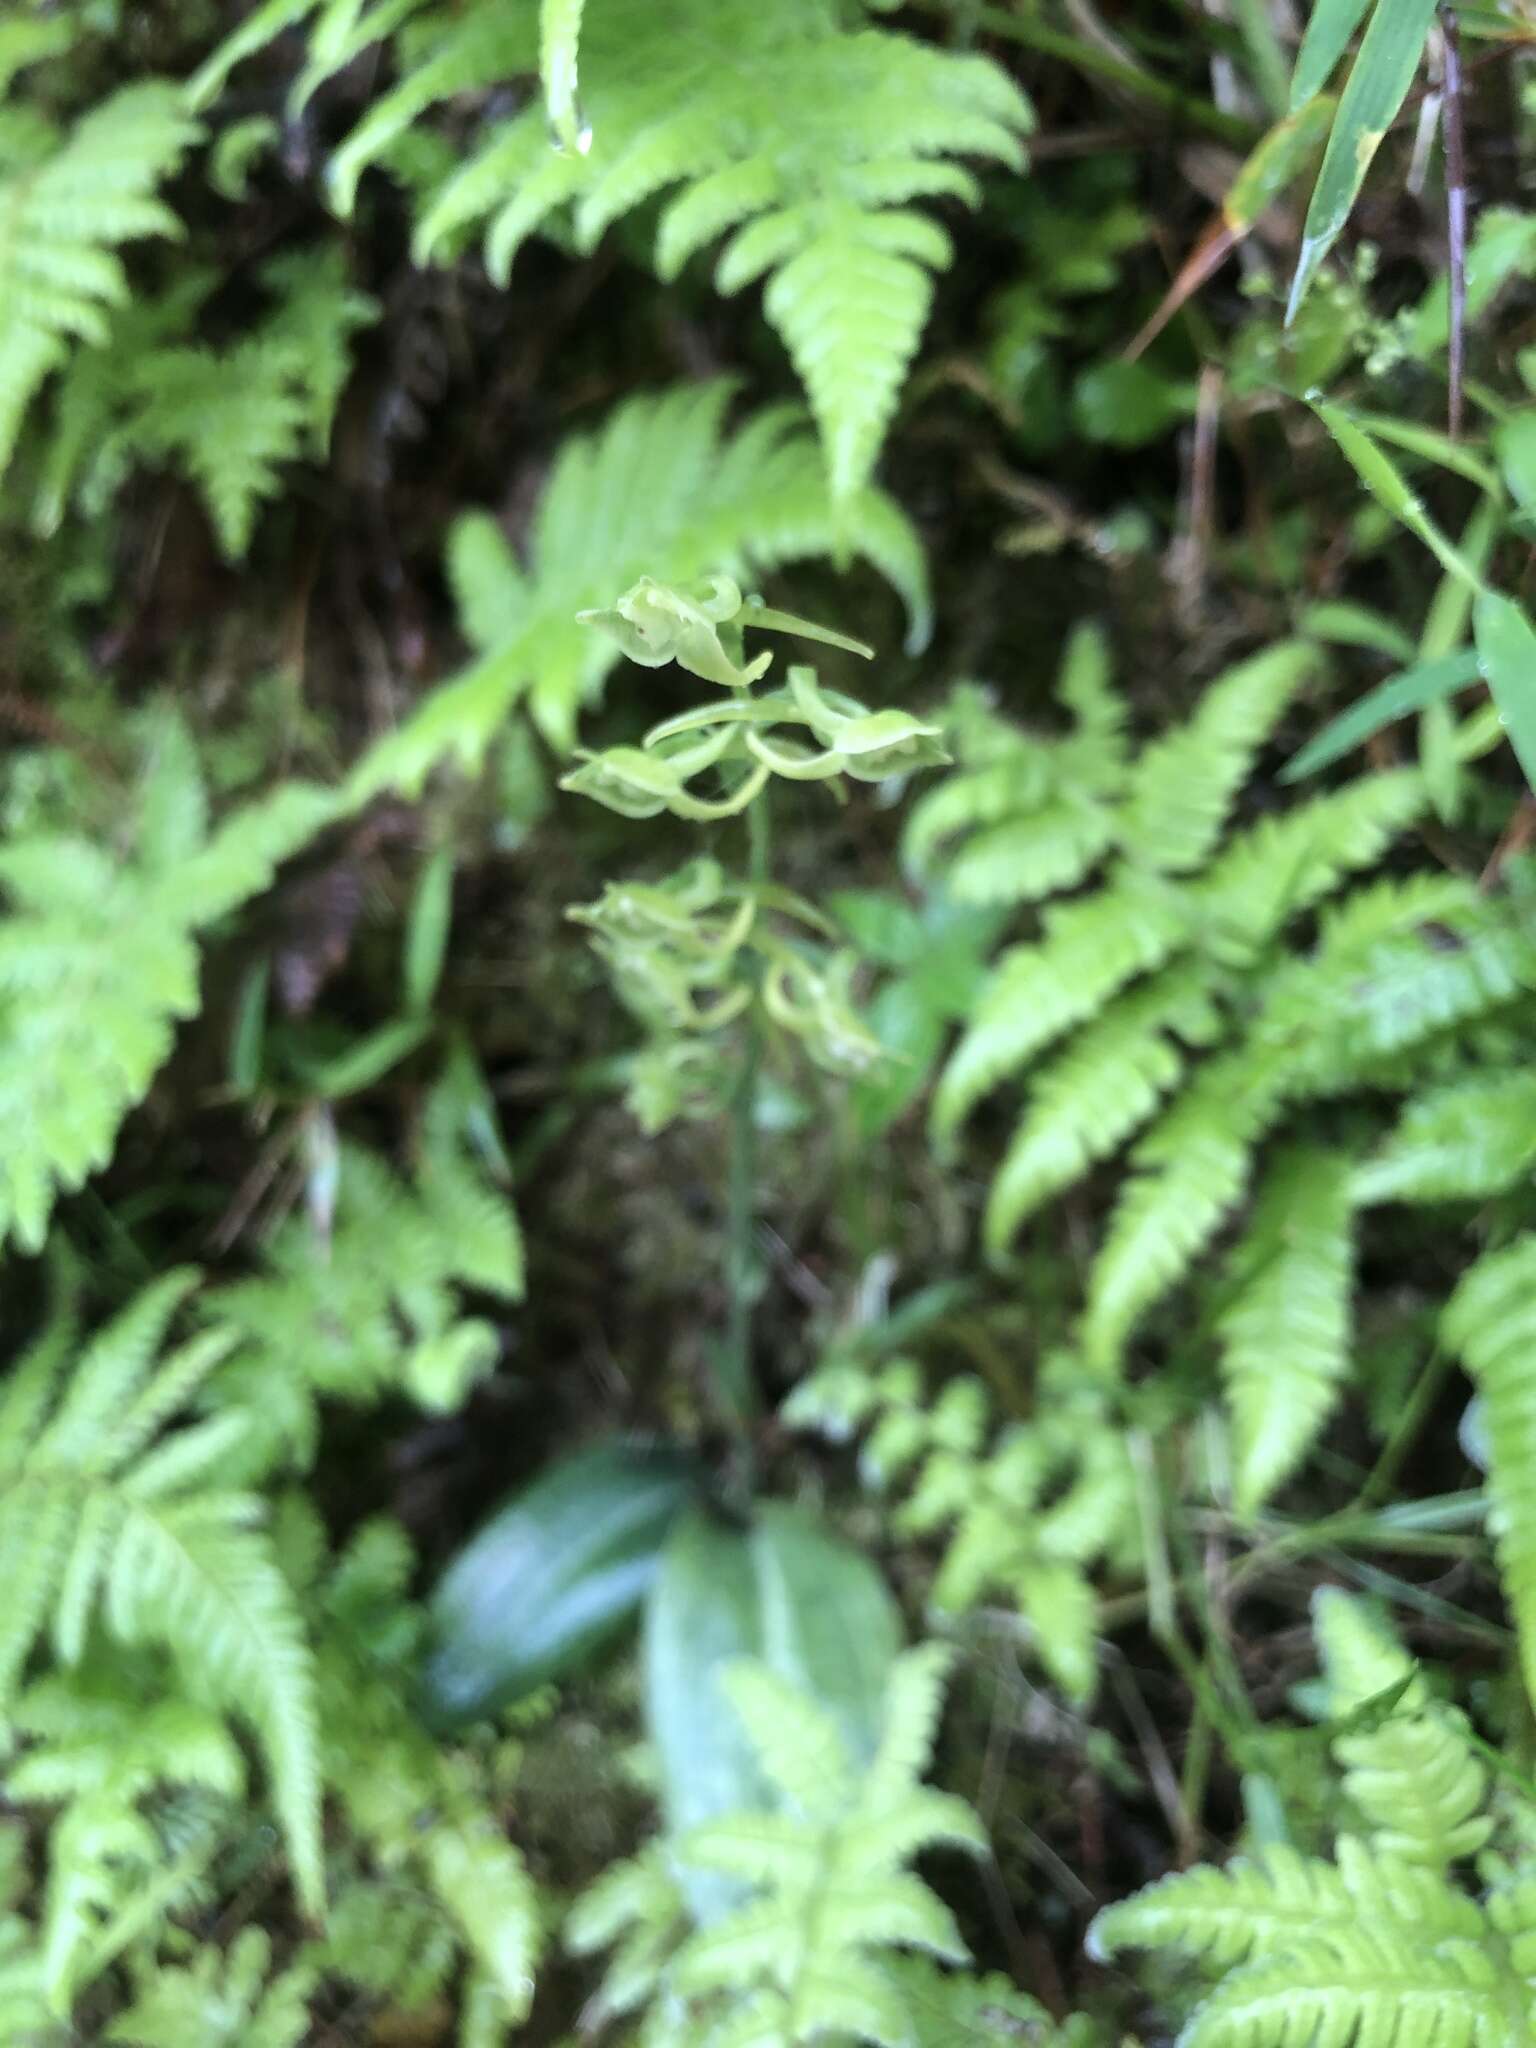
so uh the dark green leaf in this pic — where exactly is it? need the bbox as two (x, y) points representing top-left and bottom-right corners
(421, 1439), (702, 1728)
(642, 1502), (902, 1918)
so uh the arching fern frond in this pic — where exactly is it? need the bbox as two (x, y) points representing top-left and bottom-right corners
(348, 380), (927, 773)
(1444, 1236), (1536, 1717)
(195, 0), (1032, 501)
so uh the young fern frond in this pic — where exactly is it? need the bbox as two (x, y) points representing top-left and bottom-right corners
(787, 1354), (1137, 1701)
(347, 380), (927, 773)
(0, 74), (198, 469)
(1313, 1588), (1492, 1870)
(1444, 1236), (1536, 1715)
(0, 713), (335, 1253)
(207, 1107), (523, 1481)
(38, 248), (376, 556)
(1093, 1596), (1517, 2048)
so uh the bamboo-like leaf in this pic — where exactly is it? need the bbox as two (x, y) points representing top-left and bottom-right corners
(1288, 0), (1437, 317)
(1311, 401), (1487, 589)
(1290, 0), (1372, 110)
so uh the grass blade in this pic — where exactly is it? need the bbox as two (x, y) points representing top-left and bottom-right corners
(1290, 0), (1373, 110)
(1282, 649), (1481, 780)
(1311, 399), (1488, 589)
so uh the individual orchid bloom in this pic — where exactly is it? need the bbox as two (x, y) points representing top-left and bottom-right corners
(577, 574), (772, 690)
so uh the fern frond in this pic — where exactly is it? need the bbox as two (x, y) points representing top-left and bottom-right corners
(0, 82), (198, 468)
(209, 1098), (522, 1478)
(1082, 1040), (1294, 1374)
(1089, 1842), (1478, 1973)
(0, 1282), (323, 1916)
(1115, 641), (1319, 875)
(933, 866), (1188, 1143)
(39, 248), (376, 556)
(984, 965), (1214, 1251)
(1180, 1929), (1510, 2048)
(1218, 1149), (1355, 1515)
(201, 0), (1028, 498)
(103, 1928), (313, 2048)
(347, 381), (927, 770)
(1444, 1236), (1536, 1716)
(1313, 1589), (1491, 1869)
(1355, 1071), (1536, 1205)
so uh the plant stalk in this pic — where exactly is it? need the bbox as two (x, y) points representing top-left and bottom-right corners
(720, 791), (772, 1445)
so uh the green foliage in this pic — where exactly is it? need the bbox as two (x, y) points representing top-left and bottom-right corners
(785, 1350), (1137, 1701)
(207, 1075), (524, 1478)
(574, 1645), (988, 2046)
(193, 0), (1032, 502)
(349, 380), (929, 765)
(916, 620), (1536, 1509)
(35, 247), (378, 557)
(0, 1268), (323, 1929)
(0, 50), (198, 472)
(1092, 1595), (1521, 2048)
(0, 707), (336, 1253)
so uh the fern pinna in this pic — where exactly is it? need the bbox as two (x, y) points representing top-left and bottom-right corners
(915, 623), (1536, 1515)
(1090, 1591), (1532, 2048)
(189, 0), (1032, 505)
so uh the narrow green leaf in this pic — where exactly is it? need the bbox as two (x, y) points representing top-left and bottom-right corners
(228, 958), (270, 1096)
(1288, 0), (1438, 316)
(1345, 408), (1501, 494)
(1474, 592), (1536, 792)
(404, 845), (455, 1015)
(1282, 650), (1481, 779)
(1311, 400), (1488, 589)
(1289, 0), (1372, 110)
(301, 1017), (432, 1099)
